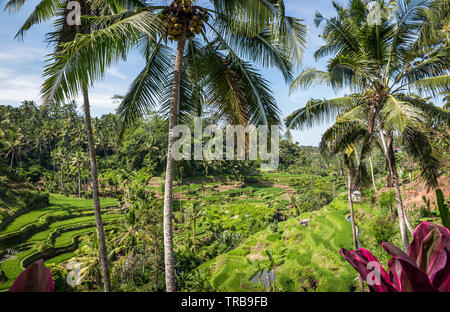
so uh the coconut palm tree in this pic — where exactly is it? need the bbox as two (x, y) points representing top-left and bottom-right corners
(71, 233), (114, 288)
(110, 207), (139, 253)
(39, 0), (306, 291)
(70, 149), (88, 198)
(319, 113), (373, 291)
(0, 120), (24, 169)
(286, 0), (450, 250)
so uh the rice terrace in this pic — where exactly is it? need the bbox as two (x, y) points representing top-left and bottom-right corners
(0, 0), (449, 296)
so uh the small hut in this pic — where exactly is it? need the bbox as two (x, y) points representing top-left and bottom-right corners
(299, 219), (310, 227)
(351, 190), (361, 203)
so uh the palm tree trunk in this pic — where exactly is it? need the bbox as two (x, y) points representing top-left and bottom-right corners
(60, 164), (64, 188)
(84, 174), (88, 198)
(10, 150), (14, 168)
(369, 155), (377, 192)
(163, 32), (187, 292)
(402, 195), (414, 233)
(78, 166), (81, 199)
(346, 166), (364, 292)
(82, 85), (112, 292)
(347, 169), (358, 249)
(386, 159), (393, 187)
(193, 218), (196, 255)
(339, 159), (345, 180)
(378, 128), (410, 250)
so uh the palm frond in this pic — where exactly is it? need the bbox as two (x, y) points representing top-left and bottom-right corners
(285, 95), (358, 131)
(117, 39), (172, 133)
(41, 10), (163, 102)
(401, 94), (450, 126)
(380, 95), (426, 135)
(14, 0), (63, 39)
(402, 127), (441, 187)
(415, 75), (450, 96)
(290, 68), (331, 92)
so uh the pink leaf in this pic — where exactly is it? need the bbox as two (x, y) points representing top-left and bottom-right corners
(407, 222), (450, 290)
(340, 248), (396, 292)
(9, 259), (54, 292)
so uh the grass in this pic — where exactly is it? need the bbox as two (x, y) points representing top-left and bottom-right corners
(0, 248), (35, 289)
(0, 192), (119, 290)
(0, 194), (117, 235)
(0, 224), (118, 290)
(27, 214), (120, 243)
(1, 172), (398, 292)
(0, 186), (49, 224)
(45, 251), (77, 266)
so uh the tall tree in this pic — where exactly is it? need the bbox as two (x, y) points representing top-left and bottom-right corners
(0, 119), (24, 169)
(368, 154), (377, 192)
(3, 0), (141, 291)
(40, 0), (306, 291)
(319, 116), (372, 292)
(286, 0), (450, 250)
(70, 149), (87, 198)
(186, 200), (205, 254)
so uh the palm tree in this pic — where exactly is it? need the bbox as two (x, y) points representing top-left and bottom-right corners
(71, 233), (112, 289)
(50, 148), (62, 188)
(40, 0), (306, 291)
(186, 201), (205, 254)
(70, 149), (87, 198)
(318, 109), (373, 291)
(67, 1), (113, 288)
(0, 121), (24, 169)
(344, 150), (363, 292)
(110, 208), (139, 254)
(3, 0), (140, 291)
(286, 0), (449, 250)
(368, 154), (377, 192)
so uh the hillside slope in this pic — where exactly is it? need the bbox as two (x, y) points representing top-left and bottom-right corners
(201, 195), (361, 292)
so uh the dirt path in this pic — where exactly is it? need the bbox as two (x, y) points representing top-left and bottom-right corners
(272, 183), (297, 200)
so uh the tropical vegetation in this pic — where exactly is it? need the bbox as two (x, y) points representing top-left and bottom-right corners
(0, 0), (448, 292)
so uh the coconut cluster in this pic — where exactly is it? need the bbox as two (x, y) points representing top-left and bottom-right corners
(161, 0), (210, 42)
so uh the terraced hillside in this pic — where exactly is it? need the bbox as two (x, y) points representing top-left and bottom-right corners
(0, 172), (349, 292)
(200, 195), (384, 292)
(145, 173), (343, 256)
(0, 194), (119, 290)
(0, 185), (49, 228)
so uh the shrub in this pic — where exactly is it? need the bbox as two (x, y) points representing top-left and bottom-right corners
(378, 190), (395, 215)
(363, 188), (376, 204)
(368, 217), (396, 244)
(47, 264), (68, 291)
(26, 165), (44, 183)
(419, 206), (432, 218)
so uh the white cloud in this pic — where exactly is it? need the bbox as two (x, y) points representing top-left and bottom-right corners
(106, 67), (127, 80)
(0, 69), (42, 104)
(0, 46), (47, 63)
(0, 41), (49, 105)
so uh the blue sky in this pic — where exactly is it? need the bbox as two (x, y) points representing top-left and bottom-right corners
(0, 0), (350, 146)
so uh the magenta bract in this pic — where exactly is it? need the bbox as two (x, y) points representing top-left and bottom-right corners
(9, 259), (54, 292)
(341, 221), (450, 292)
